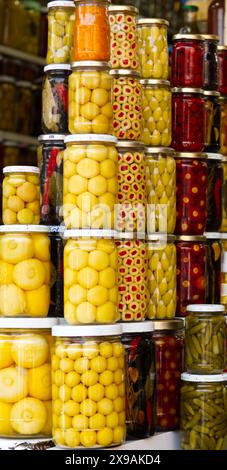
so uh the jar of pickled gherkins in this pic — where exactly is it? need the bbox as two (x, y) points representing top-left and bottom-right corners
(42, 65), (71, 135)
(46, 1), (74, 64)
(141, 80), (171, 147)
(204, 91), (221, 152)
(201, 35), (219, 90)
(109, 5), (139, 70)
(176, 235), (207, 317)
(172, 88), (205, 153)
(145, 147), (176, 234)
(121, 322), (155, 440)
(218, 46), (227, 94)
(116, 141), (146, 233)
(63, 135), (117, 229)
(153, 319), (184, 432)
(180, 373), (227, 450)
(15, 81), (33, 136)
(69, 62), (112, 135)
(221, 234), (227, 312)
(2, 166), (40, 225)
(175, 153), (208, 235)
(172, 34), (204, 88)
(116, 233), (148, 322)
(64, 230), (118, 325)
(137, 19), (169, 80)
(0, 225), (51, 318)
(74, 0), (110, 62)
(221, 157), (227, 232)
(0, 76), (16, 132)
(220, 97), (227, 156)
(49, 226), (63, 318)
(52, 323), (126, 448)
(205, 232), (221, 304)
(206, 153), (223, 232)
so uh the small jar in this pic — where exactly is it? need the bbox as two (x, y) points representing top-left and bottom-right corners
(147, 235), (176, 320)
(137, 18), (169, 80)
(204, 90), (221, 152)
(218, 45), (227, 94)
(46, 0), (74, 64)
(180, 373), (227, 450)
(64, 230), (118, 325)
(122, 322), (155, 440)
(38, 134), (65, 226)
(221, 157), (227, 232)
(69, 62), (112, 135)
(74, 0), (110, 62)
(0, 225), (51, 318)
(15, 81), (33, 136)
(2, 166), (40, 225)
(42, 64), (71, 135)
(201, 34), (219, 90)
(109, 5), (139, 70)
(141, 80), (172, 147)
(205, 232), (221, 304)
(175, 153), (208, 235)
(172, 34), (204, 88)
(111, 69), (143, 141)
(153, 319), (184, 432)
(52, 323), (126, 448)
(176, 235), (206, 317)
(206, 153), (223, 232)
(221, 234), (227, 312)
(220, 97), (227, 156)
(22, 0), (41, 56)
(145, 147), (176, 234)
(116, 234), (148, 322)
(0, 76), (16, 132)
(49, 226), (63, 318)
(0, 318), (56, 438)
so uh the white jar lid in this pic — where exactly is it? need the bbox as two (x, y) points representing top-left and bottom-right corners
(181, 372), (227, 383)
(0, 225), (49, 233)
(121, 321), (154, 334)
(205, 232), (221, 239)
(64, 134), (117, 145)
(44, 64), (71, 73)
(186, 304), (225, 313)
(3, 166), (40, 174)
(221, 233), (227, 240)
(38, 134), (66, 142)
(206, 153), (222, 161)
(221, 283), (227, 296)
(0, 318), (58, 329)
(48, 1), (74, 8)
(64, 229), (116, 239)
(115, 231), (145, 240)
(52, 324), (122, 337)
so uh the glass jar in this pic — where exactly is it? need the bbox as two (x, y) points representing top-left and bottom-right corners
(74, 0), (110, 62)
(63, 135), (117, 230)
(206, 153), (223, 232)
(116, 141), (146, 233)
(201, 34), (218, 90)
(218, 46), (227, 94)
(176, 236), (206, 317)
(204, 91), (221, 153)
(221, 157), (227, 232)
(0, 76), (16, 132)
(109, 5), (139, 70)
(147, 235), (176, 320)
(172, 88), (205, 153)
(49, 226), (63, 318)
(220, 97), (227, 156)
(208, 0), (224, 44)
(15, 81), (33, 136)
(3, 0), (26, 50)
(145, 147), (176, 234)
(180, 373), (227, 450)
(172, 34), (204, 88)
(38, 134), (64, 226)
(153, 319), (184, 432)
(0, 56), (21, 78)
(221, 235), (227, 312)
(64, 230), (118, 325)
(42, 65), (71, 135)
(137, 19), (169, 80)
(39, 6), (48, 57)
(31, 84), (42, 137)
(175, 153), (208, 235)
(141, 80), (171, 147)
(24, 146), (38, 167)
(52, 323), (126, 448)
(205, 232), (221, 304)
(0, 142), (21, 173)
(21, 0), (41, 56)
(0, 318), (56, 438)
(46, 0), (74, 64)
(69, 62), (112, 135)
(0, 225), (51, 317)
(122, 322), (155, 440)
(116, 234), (148, 322)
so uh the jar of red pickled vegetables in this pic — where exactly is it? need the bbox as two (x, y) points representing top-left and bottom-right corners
(206, 153), (223, 232)
(218, 45), (227, 95)
(204, 90), (221, 153)
(201, 35), (219, 91)
(205, 232), (221, 304)
(220, 97), (227, 156)
(172, 88), (205, 152)
(176, 235), (207, 317)
(153, 319), (184, 432)
(109, 5), (139, 71)
(172, 34), (204, 88)
(175, 153), (208, 235)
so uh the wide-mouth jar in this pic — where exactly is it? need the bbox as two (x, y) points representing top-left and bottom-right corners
(137, 18), (169, 80)
(46, 0), (75, 64)
(172, 34), (204, 88)
(109, 5), (139, 71)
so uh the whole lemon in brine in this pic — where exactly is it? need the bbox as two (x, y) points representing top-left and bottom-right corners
(0, 234), (34, 264)
(11, 334), (49, 368)
(13, 259), (45, 290)
(10, 397), (47, 435)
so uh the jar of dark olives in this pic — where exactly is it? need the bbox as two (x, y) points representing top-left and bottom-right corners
(172, 34), (204, 88)
(204, 91), (221, 153)
(201, 34), (219, 91)
(206, 153), (223, 232)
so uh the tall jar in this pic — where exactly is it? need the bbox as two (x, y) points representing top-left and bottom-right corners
(218, 46), (227, 94)
(22, 0), (41, 55)
(172, 88), (205, 153)
(204, 90), (221, 153)
(15, 81), (33, 136)
(201, 34), (218, 90)
(206, 153), (223, 232)
(172, 34), (204, 88)
(205, 232), (221, 304)
(221, 234), (227, 312)
(137, 18), (169, 80)
(46, 0), (74, 64)
(121, 322), (155, 440)
(69, 62), (112, 135)
(52, 324), (126, 448)
(3, 0), (25, 50)
(208, 0), (224, 43)
(220, 97), (227, 155)
(42, 65), (71, 135)
(49, 226), (63, 318)
(109, 5), (139, 70)
(0, 76), (16, 132)
(153, 319), (184, 432)
(221, 156), (227, 232)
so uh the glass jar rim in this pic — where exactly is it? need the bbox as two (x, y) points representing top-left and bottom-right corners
(3, 166), (40, 174)
(64, 134), (117, 145)
(115, 231), (145, 240)
(181, 372), (227, 382)
(0, 225), (49, 233)
(204, 90), (220, 97)
(206, 153), (222, 161)
(52, 324), (122, 337)
(145, 147), (174, 155)
(109, 5), (138, 14)
(137, 18), (169, 27)
(0, 318), (58, 329)
(38, 134), (66, 142)
(71, 61), (111, 70)
(116, 141), (144, 150)
(121, 321), (154, 334)
(205, 232), (221, 239)
(175, 235), (206, 242)
(173, 33), (204, 41)
(44, 64), (71, 73)
(48, 1), (74, 9)
(153, 319), (184, 330)
(187, 304), (225, 313)
(110, 69), (140, 78)
(140, 79), (170, 87)
(146, 234), (176, 243)
(174, 152), (207, 160)
(172, 87), (204, 94)
(64, 229), (116, 239)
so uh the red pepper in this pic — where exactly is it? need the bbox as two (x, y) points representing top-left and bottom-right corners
(56, 83), (68, 112)
(43, 147), (58, 211)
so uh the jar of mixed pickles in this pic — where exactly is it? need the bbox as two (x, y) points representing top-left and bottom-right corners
(137, 18), (169, 80)
(49, 226), (63, 318)
(141, 80), (172, 147)
(221, 156), (227, 232)
(172, 34), (204, 88)
(46, 0), (74, 64)
(0, 76), (16, 132)
(218, 45), (227, 94)
(109, 5), (139, 70)
(42, 65), (71, 135)
(15, 81), (33, 136)
(201, 35), (219, 90)
(204, 91), (221, 153)
(220, 97), (227, 156)
(180, 373), (227, 450)
(205, 232), (221, 304)
(221, 234), (227, 312)
(121, 322), (155, 440)
(206, 153), (223, 232)
(153, 319), (184, 432)
(52, 323), (126, 448)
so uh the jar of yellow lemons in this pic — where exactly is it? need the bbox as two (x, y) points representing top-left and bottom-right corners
(2, 166), (40, 225)
(52, 323), (125, 448)
(137, 18), (169, 80)
(0, 317), (57, 438)
(0, 226), (51, 317)
(64, 229), (118, 325)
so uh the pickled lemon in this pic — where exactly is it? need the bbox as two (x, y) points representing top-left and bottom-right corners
(64, 428), (80, 447)
(13, 259), (46, 291)
(42, 400), (52, 435)
(10, 397), (47, 435)
(28, 364), (51, 400)
(25, 285), (50, 317)
(0, 234), (34, 264)
(80, 430), (97, 447)
(0, 367), (28, 403)
(89, 413), (105, 430)
(0, 402), (13, 435)
(32, 234), (50, 261)
(97, 427), (113, 446)
(87, 286), (108, 306)
(11, 334), (49, 368)
(67, 249), (88, 271)
(0, 336), (14, 369)
(17, 182), (37, 203)
(0, 284), (26, 317)
(0, 261), (14, 285)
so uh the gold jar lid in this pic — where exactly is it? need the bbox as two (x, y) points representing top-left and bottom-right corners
(145, 147), (174, 155)
(174, 152), (207, 159)
(200, 34), (219, 42)
(109, 5), (138, 14)
(172, 87), (204, 94)
(110, 69), (140, 78)
(173, 33), (204, 41)
(140, 79), (170, 87)
(153, 319), (184, 331)
(175, 235), (206, 242)
(116, 141), (144, 150)
(71, 61), (111, 70)
(137, 18), (169, 27)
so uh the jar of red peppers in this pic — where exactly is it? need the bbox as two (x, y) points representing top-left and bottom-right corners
(121, 321), (155, 440)
(220, 97), (227, 156)
(201, 35), (219, 91)
(217, 45), (227, 95)
(175, 153), (208, 235)
(205, 232), (221, 304)
(172, 88), (205, 153)
(153, 319), (184, 432)
(109, 5), (139, 71)
(204, 90), (221, 153)
(172, 34), (204, 88)
(206, 153), (223, 232)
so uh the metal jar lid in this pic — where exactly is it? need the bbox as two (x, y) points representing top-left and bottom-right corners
(115, 231), (146, 240)
(146, 234), (176, 243)
(0, 225), (49, 233)
(52, 324), (122, 337)
(204, 90), (220, 97)
(140, 79), (170, 87)
(117, 141), (144, 150)
(44, 64), (71, 73)
(109, 5), (138, 14)
(48, 1), (74, 8)
(205, 232), (221, 239)
(110, 69), (140, 78)
(173, 33), (204, 41)
(187, 304), (225, 314)
(181, 372), (227, 382)
(121, 321), (154, 334)
(3, 166), (40, 174)
(38, 134), (66, 142)
(137, 18), (169, 27)
(0, 318), (58, 329)
(153, 319), (184, 331)
(207, 153), (222, 161)
(71, 61), (111, 70)
(174, 152), (207, 160)
(64, 229), (116, 239)
(64, 134), (117, 145)
(218, 45), (227, 52)
(175, 235), (206, 242)
(172, 87), (204, 94)
(200, 34), (219, 42)
(145, 147), (174, 156)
